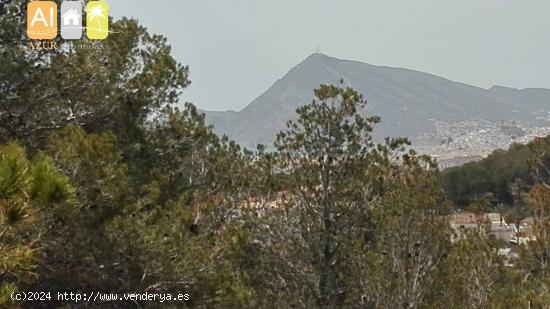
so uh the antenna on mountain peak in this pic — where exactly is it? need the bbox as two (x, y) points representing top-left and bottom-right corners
(316, 46), (321, 54)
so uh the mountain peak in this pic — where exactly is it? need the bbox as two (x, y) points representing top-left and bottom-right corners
(305, 52), (329, 59)
(299, 52), (332, 65)
(203, 55), (550, 147)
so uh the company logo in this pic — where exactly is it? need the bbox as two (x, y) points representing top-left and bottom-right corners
(86, 1), (109, 40)
(61, 2), (83, 39)
(27, 1), (109, 41)
(27, 1), (57, 39)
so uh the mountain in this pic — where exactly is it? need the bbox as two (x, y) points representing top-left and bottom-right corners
(203, 53), (550, 147)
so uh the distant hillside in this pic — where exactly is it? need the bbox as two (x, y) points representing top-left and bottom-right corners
(439, 135), (550, 208)
(203, 53), (550, 147)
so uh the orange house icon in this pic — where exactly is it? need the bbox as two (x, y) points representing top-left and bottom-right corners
(27, 1), (58, 39)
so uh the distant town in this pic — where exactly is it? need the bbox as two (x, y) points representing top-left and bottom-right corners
(416, 116), (550, 169)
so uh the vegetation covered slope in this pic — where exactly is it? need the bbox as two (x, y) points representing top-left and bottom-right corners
(439, 136), (550, 208)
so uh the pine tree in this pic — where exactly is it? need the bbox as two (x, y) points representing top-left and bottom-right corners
(0, 144), (73, 306)
(248, 84), (420, 308)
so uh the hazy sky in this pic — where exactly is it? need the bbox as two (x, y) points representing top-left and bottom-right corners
(109, 0), (550, 111)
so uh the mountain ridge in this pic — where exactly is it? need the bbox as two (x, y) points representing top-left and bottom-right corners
(202, 53), (550, 147)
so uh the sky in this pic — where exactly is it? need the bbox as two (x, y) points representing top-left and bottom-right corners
(109, 0), (550, 112)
